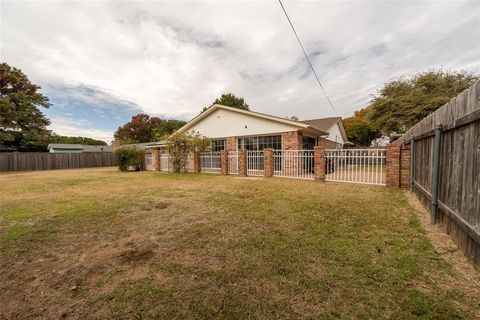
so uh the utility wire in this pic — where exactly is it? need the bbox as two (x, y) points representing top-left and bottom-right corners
(278, 0), (338, 116)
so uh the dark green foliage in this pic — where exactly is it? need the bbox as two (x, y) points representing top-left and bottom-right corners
(0, 62), (51, 151)
(203, 93), (250, 112)
(47, 134), (107, 146)
(114, 146), (145, 171)
(152, 119), (187, 139)
(368, 70), (478, 134)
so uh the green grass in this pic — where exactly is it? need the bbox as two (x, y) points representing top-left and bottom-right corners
(0, 168), (478, 319)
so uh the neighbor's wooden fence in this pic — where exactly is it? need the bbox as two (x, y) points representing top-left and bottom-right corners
(0, 152), (116, 172)
(395, 80), (479, 266)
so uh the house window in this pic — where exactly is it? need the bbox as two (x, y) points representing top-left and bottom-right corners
(302, 136), (316, 150)
(237, 135), (281, 151)
(210, 139), (226, 152)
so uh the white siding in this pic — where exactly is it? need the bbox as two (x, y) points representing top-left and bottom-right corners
(190, 109), (301, 138)
(325, 122), (345, 145)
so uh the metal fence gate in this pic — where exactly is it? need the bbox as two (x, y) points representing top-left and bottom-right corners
(247, 151), (264, 176)
(228, 151), (238, 175)
(325, 149), (386, 185)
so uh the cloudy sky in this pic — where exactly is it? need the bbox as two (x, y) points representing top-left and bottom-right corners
(1, 1), (479, 142)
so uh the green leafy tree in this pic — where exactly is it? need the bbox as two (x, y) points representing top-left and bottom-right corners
(48, 134), (107, 146)
(165, 132), (210, 173)
(343, 108), (379, 147)
(0, 63), (51, 151)
(114, 113), (162, 144)
(203, 93), (250, 112)
(369, 70), (478, 134)
(152, 119), (187, 139)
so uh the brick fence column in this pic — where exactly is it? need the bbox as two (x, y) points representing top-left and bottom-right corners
(193, 151), (201, 173)
(220, 150), (228, 175)
(314, 146), (325, 182)
(386, 144), (401, 188)
(400, 144), (411, 189)
(238, 149), (247, 177)
(264, 148), (274, 177)
(153, 148), (160, 171)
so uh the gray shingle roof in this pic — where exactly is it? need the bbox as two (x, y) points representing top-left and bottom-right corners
(301, 117), (341, 131)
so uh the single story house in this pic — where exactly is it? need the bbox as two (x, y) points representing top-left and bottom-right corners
(175, 104), (347, 151)
(47, 144), (112, 153)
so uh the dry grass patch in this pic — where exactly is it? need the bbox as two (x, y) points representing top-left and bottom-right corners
(0, 168), (478, 319)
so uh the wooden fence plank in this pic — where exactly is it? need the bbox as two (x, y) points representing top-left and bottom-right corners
(0, 152), (115, 172)
(396, 80), (480, 266)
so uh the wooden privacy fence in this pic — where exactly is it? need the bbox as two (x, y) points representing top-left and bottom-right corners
(0, 152), (116, 172)
(395, 80), (480, 266)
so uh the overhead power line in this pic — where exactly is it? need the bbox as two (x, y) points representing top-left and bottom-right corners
(278, 0), (338, 116)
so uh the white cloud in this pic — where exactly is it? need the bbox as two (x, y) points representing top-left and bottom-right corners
(2, 0), (480, 136)
(48, 116), (114, 143)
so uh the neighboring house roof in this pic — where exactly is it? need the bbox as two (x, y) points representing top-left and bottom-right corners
(119, 141), (167, 150)
(302, 117), (348, 142)
(82, 145), (112, 152)
(48, 144), (83, 150)
(47, 144), (112, 152)
(176, 104), (328, 136)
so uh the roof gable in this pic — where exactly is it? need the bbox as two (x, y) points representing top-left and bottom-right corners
(177, 104), (309, 134)
(302, 117), (348, 142)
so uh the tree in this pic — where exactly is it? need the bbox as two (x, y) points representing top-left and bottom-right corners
(369, 70), (478, 134)
(343, 108), (379, 146)
(47, 134), (107, 146)
(0, 63), (51, 151)
(114, 146), (144, 171)
(152, 119), (187, 139)
(164, 132), (210, 173)
(203, 93), (250, 112)
(114, 113), (162, 143)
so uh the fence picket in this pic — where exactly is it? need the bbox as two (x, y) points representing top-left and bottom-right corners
(324, 149), (386, 185)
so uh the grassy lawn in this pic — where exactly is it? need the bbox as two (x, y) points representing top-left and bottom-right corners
(0, 168), (478, 319)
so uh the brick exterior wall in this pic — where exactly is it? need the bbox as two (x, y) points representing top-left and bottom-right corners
(263, 148), (274, 177)
(226, 137), (236, 151)
(282, 131), (302, 150)
(317, 138), (337, 149)
(386, 144), (411, 188)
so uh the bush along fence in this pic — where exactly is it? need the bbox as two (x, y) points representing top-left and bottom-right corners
(388, 80), (480, 267)
(0, 152), (115, 172)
